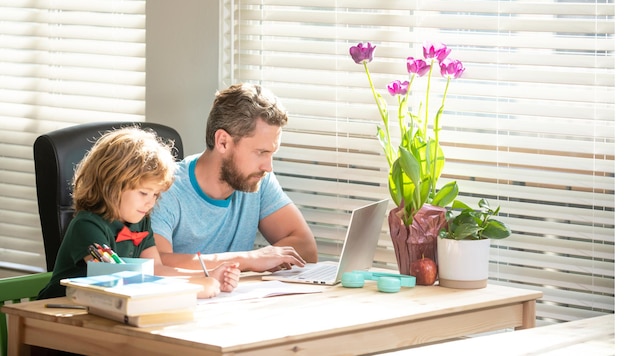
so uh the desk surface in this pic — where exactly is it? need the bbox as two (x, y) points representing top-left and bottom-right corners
(3, 274), (542, 356)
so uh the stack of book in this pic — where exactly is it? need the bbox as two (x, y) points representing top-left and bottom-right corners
(60, 271), (202, 327)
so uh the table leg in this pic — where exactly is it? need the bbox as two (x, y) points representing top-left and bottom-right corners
(517, 299), (537, 330)
(7, 314), (31, 356)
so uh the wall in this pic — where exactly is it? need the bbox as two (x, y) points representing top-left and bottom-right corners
(2, 2), (621, 318)
(0, 2), (218, 279)
(146, 1), (220, 157)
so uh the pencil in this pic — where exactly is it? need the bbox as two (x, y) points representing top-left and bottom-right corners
(197, 251), (209, 277)
(45, 303), (87, 310)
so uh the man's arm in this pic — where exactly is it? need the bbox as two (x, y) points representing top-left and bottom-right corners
(154, 202), (316, 272)
(258, 203), (318, 263)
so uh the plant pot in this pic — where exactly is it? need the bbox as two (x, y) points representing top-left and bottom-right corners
(437, 238), (490, 289)
(389, 204), (447, 276)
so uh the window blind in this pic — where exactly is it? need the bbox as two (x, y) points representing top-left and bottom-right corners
(0, 0), (146, 272)
(221, 0), (615, 324)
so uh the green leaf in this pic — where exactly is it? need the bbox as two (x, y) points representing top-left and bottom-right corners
(451, 199), (472, 211)
(402, 172), (416, 213)
(451, 223), (481, 240)
(427, 139), (445, 182)
(431, 180), (458, 207)
(493, 205), (501, 215)
(398, 146), (421, 189)
(389, 160), (404, 208)
(417, 176), (430, 208)
(481, 219), (511, 239)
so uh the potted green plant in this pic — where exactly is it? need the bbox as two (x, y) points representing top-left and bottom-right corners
(349, 41), (465, 275)
(437, 199), (511, 289)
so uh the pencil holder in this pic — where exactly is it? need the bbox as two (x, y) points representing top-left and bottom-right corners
(87, 258), (154, 276)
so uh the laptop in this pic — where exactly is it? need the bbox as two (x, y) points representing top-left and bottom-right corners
(262, 198), (389, 285)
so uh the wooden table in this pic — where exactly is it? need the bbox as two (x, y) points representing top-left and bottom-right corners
(3, 274), (542, 356)
(381, 314), (614, 355)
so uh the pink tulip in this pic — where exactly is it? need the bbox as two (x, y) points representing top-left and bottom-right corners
(387, 80), (409, 96)
(407, 57), (430, 76)
(423, 41), (450, 62)
(440, 58), (465, 79)
(349, 42), (376, 64)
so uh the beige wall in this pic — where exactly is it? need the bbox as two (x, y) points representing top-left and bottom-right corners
(146, 1), (220, 157)
(0, 2), (219, 279)
(0, 270), (27, 278)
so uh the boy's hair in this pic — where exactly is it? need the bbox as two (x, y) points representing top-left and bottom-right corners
(72, 126), (177, 221)
(205, 83), (289, 150)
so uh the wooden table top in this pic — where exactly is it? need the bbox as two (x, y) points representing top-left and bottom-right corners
(3, 273), (543, 355)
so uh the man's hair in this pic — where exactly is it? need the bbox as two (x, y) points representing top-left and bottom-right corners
(205, 83), (288, 150)
(72, 126), (177, 221)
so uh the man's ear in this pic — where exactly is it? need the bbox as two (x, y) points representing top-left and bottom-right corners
(214, 129), (231, 152)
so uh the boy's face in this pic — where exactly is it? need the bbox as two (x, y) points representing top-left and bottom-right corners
(119, 180), (163, 224)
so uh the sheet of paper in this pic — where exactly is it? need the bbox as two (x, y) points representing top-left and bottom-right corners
(198, 280), (325, 304)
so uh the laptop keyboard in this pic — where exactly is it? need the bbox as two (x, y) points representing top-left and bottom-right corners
(296, 264), (337, 281)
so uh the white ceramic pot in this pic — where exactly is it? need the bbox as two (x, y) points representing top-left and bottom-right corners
(437, 238), (490, 289)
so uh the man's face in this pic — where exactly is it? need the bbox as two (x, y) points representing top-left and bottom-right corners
(220, 120), (281, 192)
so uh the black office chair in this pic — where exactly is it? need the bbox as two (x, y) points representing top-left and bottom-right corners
(33, 121), (184, 272)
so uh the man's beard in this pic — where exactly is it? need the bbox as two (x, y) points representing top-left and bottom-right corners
(220, 153), (265, 192)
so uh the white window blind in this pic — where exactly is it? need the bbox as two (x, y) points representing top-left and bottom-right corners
(221, 0), (615, 324)
(0, 0), (146, 272)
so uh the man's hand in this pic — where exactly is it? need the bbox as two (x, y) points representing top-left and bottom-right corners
(247, 245), (306, 272)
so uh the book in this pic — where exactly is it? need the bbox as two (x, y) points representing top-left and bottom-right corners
(61, 271), (202, 315)
(87, 306), (195, 327)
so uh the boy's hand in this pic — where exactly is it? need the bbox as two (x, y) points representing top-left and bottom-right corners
(210, 262), (241, 292)
(190, 275), (221, 299)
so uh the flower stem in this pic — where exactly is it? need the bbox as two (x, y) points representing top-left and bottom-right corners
(364, 62), (393, 166)
(424, 60), (434, 137)
(404, 73), (416, 141)
(430, 76), (451, 198)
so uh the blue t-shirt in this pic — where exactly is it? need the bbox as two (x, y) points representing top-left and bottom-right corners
(150, 154), (292, 253)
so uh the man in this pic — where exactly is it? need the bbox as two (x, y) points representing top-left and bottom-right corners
(151, 83), (318, 272)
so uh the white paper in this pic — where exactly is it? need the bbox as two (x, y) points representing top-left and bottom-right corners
(198, 280), (325, 304)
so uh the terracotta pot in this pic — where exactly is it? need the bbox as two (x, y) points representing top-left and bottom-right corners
(388, 204), (447, 276)
(437, 238), (490, 289)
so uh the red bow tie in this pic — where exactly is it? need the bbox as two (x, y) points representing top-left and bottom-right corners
(115, 226), (149, 246)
